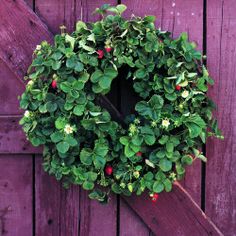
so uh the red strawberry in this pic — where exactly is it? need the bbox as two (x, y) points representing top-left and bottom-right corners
(97, 50), (104, 59)
(51, 80), (57, 89)
(105, 165), (113, 175)
(151, 193), (159, 202)
(136, 152), (142, 157)
(105, 47), (112, 53)
(175, 85), (181, 91)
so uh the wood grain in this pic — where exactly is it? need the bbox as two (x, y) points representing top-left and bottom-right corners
(0, 116), (42, 154)
(123, 182), (223, 236)
(206, 0), (236, 235)
(120, 199), (150, 236)
(35, 0), (81, 34)
(35, 155), (80, 236)
(79, 190), (117, 236)
(0, 155), (33, 236)
(0, 0), (52, 80)
(0, 59), (25, 115)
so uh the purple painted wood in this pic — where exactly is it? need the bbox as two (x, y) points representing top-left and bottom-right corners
(0, 155), (32, 236)
(120, 199), (150, 236)
(35, 0), (81, 34)
(79, 191), (117, 236)
(0, 116), (41, 154)
(0, 60), (24, 115)
(0, 0), (52, 80)
(123, 183), (223, 236)
(35, 155), (80, 236)
(206, 1), (236, 235)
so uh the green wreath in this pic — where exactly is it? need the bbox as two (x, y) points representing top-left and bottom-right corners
(19, 4), (223, 203)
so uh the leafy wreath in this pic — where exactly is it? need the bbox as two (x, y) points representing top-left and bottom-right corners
(19, 4), (223, 203)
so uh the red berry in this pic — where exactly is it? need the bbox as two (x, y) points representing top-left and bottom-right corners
(51, 80), (57, 89)
(105, 47), (112, 53)
(136, 151), (142, 157)
(175, 85), (181, 91)
(153, 193), (159, 199)
(105, 165), (113, 175)
(97, 50), (104, 59)
(151, 193), (159, 202)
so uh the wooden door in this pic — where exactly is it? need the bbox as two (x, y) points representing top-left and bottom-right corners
(0, 0), (234, 235)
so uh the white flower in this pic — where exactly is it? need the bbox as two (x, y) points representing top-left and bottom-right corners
(181, 90), (189, 98)
(64, 124), (74, 134)
(36, 45), (41, 51)
(162, 119), (170, 128)
(27, 80), (34, 87)
(24, 110), (30, 118)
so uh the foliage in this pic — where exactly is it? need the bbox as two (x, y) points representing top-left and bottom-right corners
(19, 4), (223, 203)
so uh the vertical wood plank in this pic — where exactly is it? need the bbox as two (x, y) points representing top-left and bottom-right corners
(0, 59), (24, 115)
(35, 0), (80, 34)
(206, 0), (236, 235)
(35, 155), (79, 236)
(120, 200), (150, 236)
(0, 155), (32, 236)
(79, 191), (117, 236)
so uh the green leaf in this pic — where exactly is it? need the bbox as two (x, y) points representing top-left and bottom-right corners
(73, 104), (85, 116)
(182, 155), (193, 165)
(166, 142), (174, 153)
(76, 21), (87, 32)
(50, 131), (64, 143)
(45, 101), (57, 112)
(60, 82), (71, 93)
(163, 179), (172, 192)
(159, 135), (169, 145)
(91, 70), (103, 83)
(83, 181), (94, 190)
(153, 182), (164, 193)
(124, 145), (135, 158)
(144, 15), (156, 22)
(87, 172), (98, 182)
(116, 4), (127, 14)
(55, 117), (67, 129)
(64, 136), (77, 146)
(93, 155), (106, 169)
(120, 136), (129, 145)
(80, 148), (93, 165)
(149, 95), (164, 110)
(159, 158), (172, 172)
(65, 34), (75, 50)
(74, 62), (84, 72)
(56, 141), (69, 153)
(99, 76), (112, 89)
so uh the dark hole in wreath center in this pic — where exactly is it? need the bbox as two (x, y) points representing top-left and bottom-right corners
(106, 65), (140, 121)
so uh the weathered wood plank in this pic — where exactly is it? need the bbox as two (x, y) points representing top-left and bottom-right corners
(35, 0), (80, 34)
(0, 116), (41, 154)
(79, 190), (117, 236)
(0, 59), (25, 115)
(120, 199), (150, 236)
(0, 0), (52, 80)
(35, 155), (80, 236)
(123, 182), (223, 236)
(206, 0), (236, 235)
(0, 155), (33, 236)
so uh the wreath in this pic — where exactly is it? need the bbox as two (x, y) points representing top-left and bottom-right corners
(19, 4), (223, 203)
